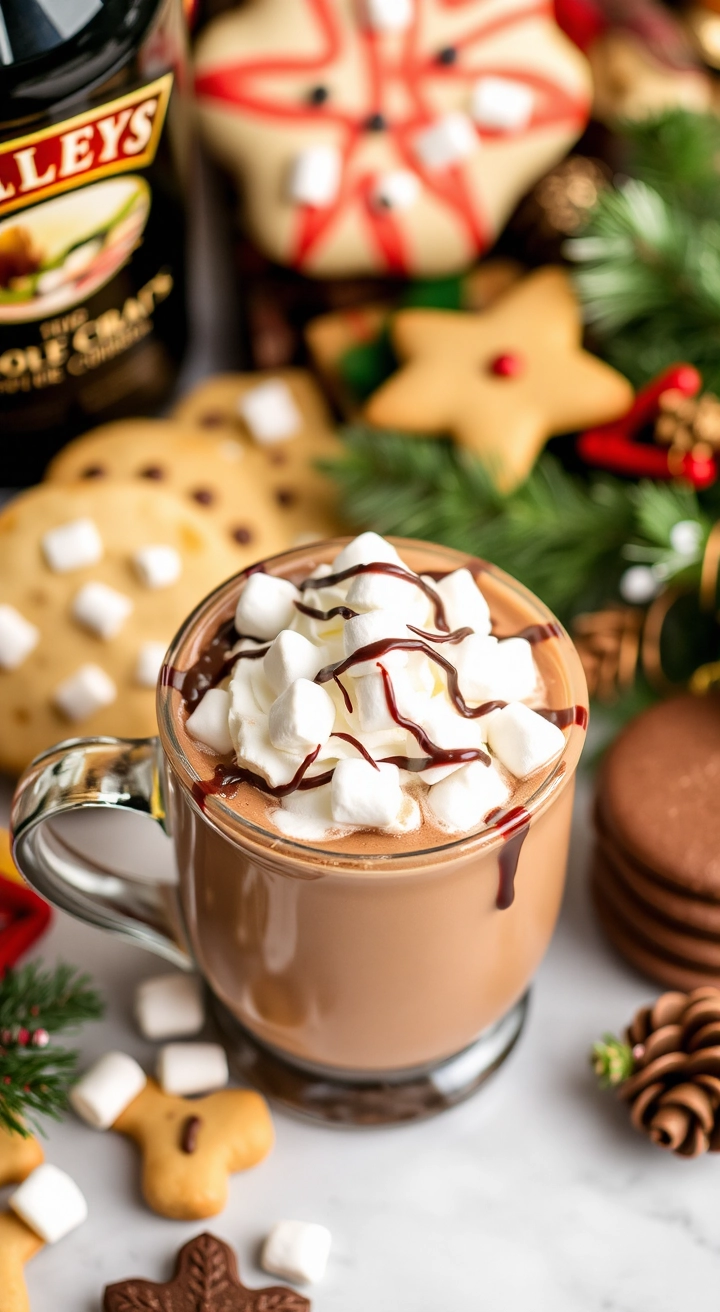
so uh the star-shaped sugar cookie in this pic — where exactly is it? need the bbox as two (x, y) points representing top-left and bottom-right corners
(364, 267), (633, 490)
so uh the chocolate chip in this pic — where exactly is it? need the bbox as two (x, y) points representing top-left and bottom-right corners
(366, 112), (386, 131)
(232, 526), (253, 544)
(308, 85), (329, 104)
(80, 465), (105, 479)
(198, 411), (227, 428)
(268, 451), (288, 466)
(275, 488), (296, 508)
(140, 466), (164, 480)
(436, 45), (457, 64)
(180, 1115), (201, 1154)
(191, 488), (215, 506)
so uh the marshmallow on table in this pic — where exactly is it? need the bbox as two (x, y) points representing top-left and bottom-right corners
(414, 113), (477, 171)
(269, 678), (335, 753)
(346, 569), (429, 624)
(264, 629), (325, 695)
(343, 609), (409, 675)
(71, 581), (133, 639)
(41, 517), (102, 573)
(262, 1220), (332, 1286)
(135, 973), (205, 1040)
(372, 170), (420, 211)
(70, 1051), (147, 1130)
(332, 532), (402, 573)
(288, 145), (341, 207)
(486, 702), (565, 778)
(133, 544), (182, 590)
(156, 1042), (228, 1096)
(435, 569), (491, 636)
(471, 77), (534, 130)
(0, 604), (38, 670)
(428, 760), (510, 833)
(239, 379), (302, 444)
(10, 1164), (87, 1244)
(235, 573), (300, 640)
(186, 687), (233, 754)
(364, 0), (411, 32)
(53, 663), (116, 721)
(135, 640), (166, 689)
(331, 758), (402, 826)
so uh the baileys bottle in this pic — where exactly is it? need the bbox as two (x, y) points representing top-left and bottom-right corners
(0, 0), (189, 481)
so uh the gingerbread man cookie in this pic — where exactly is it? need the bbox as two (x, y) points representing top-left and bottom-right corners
(364, 266), (633, 489)
(46, 419), (290, 564)
(172, 370), (344, 543)
(113, 1078), (274, 1220)
(0, 1127), (43, 1190)
(0, 482), (239, 774)
(0, 1211), (44, 1312)
(194, 0), (591, 277)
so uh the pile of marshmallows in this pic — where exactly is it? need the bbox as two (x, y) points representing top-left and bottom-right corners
(185, 532), (566, 840)
(11, 971), (331, 1288)
(0, 517), (183, 718)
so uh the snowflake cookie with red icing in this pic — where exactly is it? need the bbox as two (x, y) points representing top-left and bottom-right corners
(194, 0), (592, 278)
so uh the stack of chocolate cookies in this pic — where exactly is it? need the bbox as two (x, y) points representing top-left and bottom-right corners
(593, 693), (720, 989)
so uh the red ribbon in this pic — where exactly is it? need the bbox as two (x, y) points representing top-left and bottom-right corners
(0, 875), (52, 976)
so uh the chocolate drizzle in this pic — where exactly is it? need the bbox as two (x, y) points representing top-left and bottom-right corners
(494, 807), (531, 910)
(295, 600), (358, 622)
(497, 622), (563, 644)
(299, 562), (450, 631)
(378, 663), (491, 768)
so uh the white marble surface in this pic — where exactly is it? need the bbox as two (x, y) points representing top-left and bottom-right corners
(2, 772), (719, 1312)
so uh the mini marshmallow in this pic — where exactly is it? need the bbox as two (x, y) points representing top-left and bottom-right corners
(486, 702), (565, 778)
(414, 113), (477, 171)
(135, 973), (205, 1040)
(235, 573), (300, 640)
(269, 678), (335, 752)
(133, 544), (182, 590)
(471, 77), (534, 130)
(372, 169), (420, 211)
(262, 1220), (332, 1286)
(156, 1042), (228, 1096)
(231, 712), (306, 787)
(10, 1164), (87, 1244)
(456, 635), (536, 704)
(331, 758), (402, 826)
(70, 1051), (147, 1130)
(135, 640), (166, 688)
(239, 379), (302, 444)
(355, 672), (395, 732)
(332, 532), (402, 573)
(364, 0), (411, 31)
(415, 693), (488, 783)
(53, 663), (116, 721)
(42, 517), (102, 573)
(264, 629), (325, 695)
(346, 570), (429, 624)
(186, 688), (233, 754)
(343, 609), (409, 675)
(288, 145), (341, 207)
(0, 605), (38, 670)
(71, 581), (133, 639)
(435, 569), (491, 635)
(427, 761), (510, 833)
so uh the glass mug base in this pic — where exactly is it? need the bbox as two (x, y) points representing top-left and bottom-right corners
(212, 991), (529, 1126)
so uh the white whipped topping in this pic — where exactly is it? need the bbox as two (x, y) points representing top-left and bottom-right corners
(189, 533), (568, 839)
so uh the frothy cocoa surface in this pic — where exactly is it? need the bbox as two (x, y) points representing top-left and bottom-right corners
(169, 545), (574, 858)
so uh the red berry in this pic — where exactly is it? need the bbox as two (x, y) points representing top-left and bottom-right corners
(16, 1028), (30, 1046)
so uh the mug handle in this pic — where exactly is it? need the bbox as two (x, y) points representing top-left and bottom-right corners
(10, 736), (192, 969)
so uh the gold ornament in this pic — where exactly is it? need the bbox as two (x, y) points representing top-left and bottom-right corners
(571, 607), (643, 703)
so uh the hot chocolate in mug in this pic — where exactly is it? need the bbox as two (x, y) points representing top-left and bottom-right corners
(11, 538), (587, 1124)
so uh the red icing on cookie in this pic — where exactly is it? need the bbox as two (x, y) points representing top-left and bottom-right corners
(195, 0), (590, 275)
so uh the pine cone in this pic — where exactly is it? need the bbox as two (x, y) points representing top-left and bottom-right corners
(619, 987), (720, 1158)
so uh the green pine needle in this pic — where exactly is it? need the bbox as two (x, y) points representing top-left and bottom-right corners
(0, 963), (104, 1137)
(591, 1034), (635, 1089)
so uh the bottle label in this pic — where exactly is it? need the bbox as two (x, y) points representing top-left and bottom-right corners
(0, 74), (173, 216)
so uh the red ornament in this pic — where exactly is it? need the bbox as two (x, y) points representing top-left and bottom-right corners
(553, 0), (607, 51)
(489, 352), (525, 378)
(577, 364), (718, 489)
(0, 874), (52, 977)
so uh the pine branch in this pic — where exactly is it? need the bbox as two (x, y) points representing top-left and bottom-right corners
(621, 110), (720, 220)
(0, 963), (104, 1137)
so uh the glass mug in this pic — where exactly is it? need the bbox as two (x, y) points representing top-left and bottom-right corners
(11, 538), (587, 1125)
